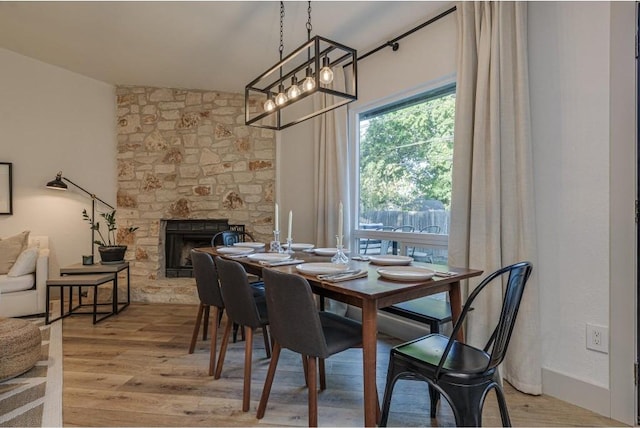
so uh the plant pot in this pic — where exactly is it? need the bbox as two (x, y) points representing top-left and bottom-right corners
(98, 246), (127, 264)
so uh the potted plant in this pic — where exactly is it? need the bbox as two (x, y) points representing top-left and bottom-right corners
(83, 209), (138, 264)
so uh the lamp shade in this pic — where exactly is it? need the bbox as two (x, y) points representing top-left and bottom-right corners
(46, 172), (67, 190)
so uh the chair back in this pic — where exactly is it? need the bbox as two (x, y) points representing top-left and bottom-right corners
(211, 230), (255, 247)
(262, 269), (329, 358)
(215, 256), (263, 329)
(394, 225), (415, 232)
(190, 250), (224, 308)
(420, 225), (441, 234)
(439, 261), (533, 376)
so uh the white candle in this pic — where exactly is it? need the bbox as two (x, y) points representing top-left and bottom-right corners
(287, 210), (293, 241)
(338, 201), (343, 243)
(274, 203), (279, 231)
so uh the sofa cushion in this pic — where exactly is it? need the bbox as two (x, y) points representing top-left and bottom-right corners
(0, 231), (30, 274)
(8, 247), (38, 277)
(0, 274), (35, 293)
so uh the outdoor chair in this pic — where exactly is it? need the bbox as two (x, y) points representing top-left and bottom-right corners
(379, 261), (533, 427)
(256, 268), (364, 427)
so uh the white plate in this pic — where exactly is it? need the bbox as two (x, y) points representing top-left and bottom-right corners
(313, 248), (351, 256)
(282, 243), (315, 251)
(233, 242), (266, 249)
(216, 247), (254, 255)
(247, 253), (291, 262)
(296, 263), (350, 275)
(377, 266), (436, 282)
(369, 255), (413, 266)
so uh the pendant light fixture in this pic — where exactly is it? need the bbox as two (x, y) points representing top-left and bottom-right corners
(245, 1), (357, 131)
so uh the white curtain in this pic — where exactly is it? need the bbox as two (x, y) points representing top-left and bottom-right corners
(449, 1), (541, 394)
(313, 70), (351, 248)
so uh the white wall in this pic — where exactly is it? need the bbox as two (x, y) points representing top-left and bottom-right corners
(0, 48), (117, 274)
(530, 0), (611, 389)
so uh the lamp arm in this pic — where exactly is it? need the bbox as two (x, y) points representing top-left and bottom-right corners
(62, 176), (115, 210)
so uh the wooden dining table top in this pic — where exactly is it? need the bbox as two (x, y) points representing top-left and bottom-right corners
(195, 246), (482, 310)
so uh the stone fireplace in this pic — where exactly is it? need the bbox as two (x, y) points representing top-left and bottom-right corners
(115, 85), (276, 303)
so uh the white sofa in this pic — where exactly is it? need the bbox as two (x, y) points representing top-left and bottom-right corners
(0, 236), (49, 317)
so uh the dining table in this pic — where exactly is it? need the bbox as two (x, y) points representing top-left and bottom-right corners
(196, 246), (482, 427)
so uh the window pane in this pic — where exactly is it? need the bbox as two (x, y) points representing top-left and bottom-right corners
(358, 86), (455, 236)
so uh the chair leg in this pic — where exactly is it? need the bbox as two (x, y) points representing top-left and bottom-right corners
(203, 305), (210, 340)
(307, 356), (318, 427)
(319, 358), (326, 391)
(257, 342), (282, 419)
(493, 384), (512, 427)
(208, 306), (220, 376)
(214, 317), (233, 379)
(440, 382), (488, 427)
(302, 355), (309, 387)
(429, 384), (440, 418)
(379, 354), (403, 427)
(189, 303), (204, 354)
(242, 327), (254, 412)
(262, 325), (271, 358)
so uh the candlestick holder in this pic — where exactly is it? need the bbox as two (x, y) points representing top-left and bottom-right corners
(270, 230), (283, 253)
(285, 238), (294, 256)
(331, 235), (349, 264)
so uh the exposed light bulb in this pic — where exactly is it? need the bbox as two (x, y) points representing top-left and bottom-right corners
(275, 84), (288, 106)
(286, 76), (301, 99)
(319, 56), (334, 85)
(264, 96), (276, 112)
(302, 68), (316, 92)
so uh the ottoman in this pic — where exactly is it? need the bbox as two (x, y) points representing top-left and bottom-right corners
(0, 317), (42, 382)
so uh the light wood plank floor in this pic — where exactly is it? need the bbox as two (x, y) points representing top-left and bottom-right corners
(62, 303), (625, 427)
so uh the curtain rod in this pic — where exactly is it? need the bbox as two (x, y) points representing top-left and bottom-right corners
(344, 5), (457, 67)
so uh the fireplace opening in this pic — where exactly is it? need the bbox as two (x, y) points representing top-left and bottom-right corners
(163, 219), (244, 278)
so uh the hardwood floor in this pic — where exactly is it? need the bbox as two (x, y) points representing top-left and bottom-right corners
(62, 303), (624, 427)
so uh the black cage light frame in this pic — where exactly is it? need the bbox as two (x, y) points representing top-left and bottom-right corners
(244, 4), (357, 131)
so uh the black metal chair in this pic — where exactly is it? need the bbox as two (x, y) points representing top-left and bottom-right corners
(214, 256), (271, 412)
(408, 225), (442, 260)
(380, 261), (533, 427)
(256, 268), (364, 427)
(211, 230), (255, 247)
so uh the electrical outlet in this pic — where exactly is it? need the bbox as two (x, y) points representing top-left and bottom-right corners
(586, 324), (608, 353)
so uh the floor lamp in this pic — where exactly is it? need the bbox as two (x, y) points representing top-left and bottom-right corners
(46, 171), (114, 264)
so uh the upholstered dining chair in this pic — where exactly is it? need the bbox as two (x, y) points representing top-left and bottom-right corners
(214, 256), (271, 412)
(190, 250), (268, 376)
(189, 250), (225, 376)
(256, 268), (364, 427)
(379, 261), (533, 427)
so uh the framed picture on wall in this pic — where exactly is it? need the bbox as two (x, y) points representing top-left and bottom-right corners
(0, 162), (13, 215)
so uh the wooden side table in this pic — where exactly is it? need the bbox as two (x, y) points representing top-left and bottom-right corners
(59, 262), (130, 315)
(46, 273), (116, 324)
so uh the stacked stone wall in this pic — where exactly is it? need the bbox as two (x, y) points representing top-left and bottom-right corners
(115, 86), (275, 303)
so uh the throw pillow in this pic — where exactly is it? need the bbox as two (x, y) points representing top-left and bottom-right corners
(7, 247), (38, 277)
(0, 231), (30, 274)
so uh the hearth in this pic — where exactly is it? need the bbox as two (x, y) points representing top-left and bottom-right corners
(163, 219), (244, 278)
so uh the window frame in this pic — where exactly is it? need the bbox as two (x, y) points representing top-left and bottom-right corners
(348, 77), (456, 257)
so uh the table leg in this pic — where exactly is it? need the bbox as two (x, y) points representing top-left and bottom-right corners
(362, 300), (379, 427)
(112, 274), (119, 315)
(448, 280), (465, 342)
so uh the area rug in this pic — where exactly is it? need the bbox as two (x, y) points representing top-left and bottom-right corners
(0, 317), (62, 427)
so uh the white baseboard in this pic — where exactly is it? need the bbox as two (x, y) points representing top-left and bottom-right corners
(541, 367), (611, 418)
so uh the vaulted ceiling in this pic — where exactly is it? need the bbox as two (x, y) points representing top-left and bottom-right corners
(0, 1), (451, 93)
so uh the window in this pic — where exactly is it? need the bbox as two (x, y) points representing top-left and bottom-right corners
(353, 83), (455, 263)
